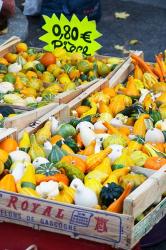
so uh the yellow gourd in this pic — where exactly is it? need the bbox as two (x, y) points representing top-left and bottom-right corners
(104, 167), (130, 185)
(94, 157), (112, 176)
(53, 183), (75, 204)
(0, 174), (16, 192)
(134, 63), (143, 81)
(86, 147), (112, 172)
(133, 114), (150, 137)
(124, 76), (140, 97)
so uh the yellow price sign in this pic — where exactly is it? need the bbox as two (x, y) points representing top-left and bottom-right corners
(39, 14), (102, 56)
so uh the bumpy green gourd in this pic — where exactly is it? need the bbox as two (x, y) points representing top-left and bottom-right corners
(48, 144), (67, 163)
(55, 162), (84, 181)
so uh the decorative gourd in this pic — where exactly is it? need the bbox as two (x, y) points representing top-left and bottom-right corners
(144, 157), (166, 170)
(0, 160), (4, 175)
(49, 116), (59, 135)
(61, 144), (74, 154)
(36, 180), (59, 199)
(108, 144), (124, 162)
(79, 140), (96, 156)
(143, 143), (166, 158)
(98, 101), (112, 114)
(44, 141), (52, 157)
(123, 76), (140, 97)
(84, 179), (102, 197)
(35, 121), (51, 145)
(130, 150), (148, 167)
(76, 121), (94, 131)
(56, 123), (76, 139)
(86, 147), (112, 172)
(48, 144), (67, 163)
(21, 163), (36, 190)
(29, 134), (46, 161)
(19, 131), (30, 152)
(79, 124), (96, 147)
(53, 183), (75, 204)
(0, 174), (16, 192)
(9, 150), (31, 163)
(64, 137), (79, 153)
(32, 157), (49, 169)
(100, 182), (124, 207)
(61, 155), (87, 173)
(70, 178), (98, 208)
(106, 183), (132, 213)
(149, 110), (162, 124)
(112, 152), (134, 169)
(35, 163), (59, 176)
(104, 167), (130, 185)
(119, 173), (146, 189)
(145, 128), (165, 143)
(11, 161), (25, 182)
(0, 149), (12, 169)
(133, 114), (150, 137)
(94, 121), (107, 131)
(55, 162), (84, 181)
(94, 157), (112, 176)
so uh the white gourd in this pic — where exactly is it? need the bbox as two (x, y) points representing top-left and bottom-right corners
(108, 144), (124, 162)
(94, 121), (107, 131)
(32, 157), (49, 168)
(70, 178), (98, 208)
(145, 128), (165, 143)
(76, 121), (94, 131)
(9, 150), (31, 163)
(11, 161), (25, 182)
(79, 124), (96, 147)
(49, 116), (59, 135)
(44, 141), (52, 157)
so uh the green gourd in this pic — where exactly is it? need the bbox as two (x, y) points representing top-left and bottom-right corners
(64, 137), (79, 153)
(99, 182), (124, 207)
(48, 144), (67, 163)
(35, 163), (59, 176)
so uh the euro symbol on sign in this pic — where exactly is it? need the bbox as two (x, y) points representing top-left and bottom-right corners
(80, 31), (92, 43)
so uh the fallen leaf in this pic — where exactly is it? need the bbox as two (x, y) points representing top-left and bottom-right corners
(114, 45), (125, 51)
(115, 12), (130, 19)
(129, 39), (139, 45)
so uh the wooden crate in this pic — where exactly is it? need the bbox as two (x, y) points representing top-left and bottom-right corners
(0, 37), (127, 105)
(3, 103), (58, 133)
(0, 127), (17, 141)
(6, 104), (164, 249)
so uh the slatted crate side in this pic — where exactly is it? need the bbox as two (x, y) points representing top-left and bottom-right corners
(0, 37), (21, 56)
(18, 104), (69, 140)
(0, 189), (134, 250)
(54, 89), (82, 104)
(3, 103), (58, 133)
(132, 196), (166, 248)
(0, 128), (17, 141)
(123, 168), (166, 218)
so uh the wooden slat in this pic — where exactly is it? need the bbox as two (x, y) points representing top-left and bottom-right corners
(123, 169), (166, 218)
(0, 36), (21, 56)
(0, 128), (17, 141)
(4, 103), (58, 133)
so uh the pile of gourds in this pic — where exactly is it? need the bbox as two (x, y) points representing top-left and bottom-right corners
(0, 52), (166, 214)
(0, 42), (123, 113)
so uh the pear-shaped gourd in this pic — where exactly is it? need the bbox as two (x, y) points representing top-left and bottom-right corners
(19, 131), (31, 152)
(11, 161), (25, 182)
(84, 178), (102, 197)
(49, 116), (59, 135)
(95, 157), (112, 176)
(20, 162), (36, 190)
(29, 134), (45, 161)
(44, 141), (52, 157)
(48, 144), (67, 163)
(70, 178), (98, 208)
(108, 144), (124, 162)
(9, 150), (31, 163)
(80, 124), (96, 147)
(35, 120), (51, 145)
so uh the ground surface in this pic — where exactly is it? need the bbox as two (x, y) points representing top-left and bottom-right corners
(17, 0), (166, 61)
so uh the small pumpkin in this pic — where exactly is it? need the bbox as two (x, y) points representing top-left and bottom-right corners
(0, 138), (18, 153)
(99, 182), (124, 207)
(40, 52), (56, 66)
(144, 157), (166, 170)
(35, 163), (59, 176)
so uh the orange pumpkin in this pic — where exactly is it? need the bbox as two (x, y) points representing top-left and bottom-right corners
(144, 157), (166, 170)
(0, 138), (18, 153)
(4, 53), (17, 63)
(61, 155), (87, 173)
(40, 52), (56, 66)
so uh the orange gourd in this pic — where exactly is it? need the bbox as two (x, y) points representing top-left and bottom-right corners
(16, 42), (28, 53)
(123, 76), (140, 97)
(76, 106), (90, 117)
(61, 155), (87, 173)
(86, 147), (112, 172)
(107, 183), (132, 213)
(35, 173), (69, 186)
(0, 138), (18, 153)
(118, 127), (130, 136)
(0, 174), (16, 192)
(102, 87), (116, 97)
(144, 157), (166, 170)
(26, 71), (38, 79)
(50, 135), (63, 145)
(40, 52), (56, 66)
(98, 101), (112, 114)
(79, 140), (96, 156)
(76, 133), (83, 148)
(134, 63), (143, 81)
